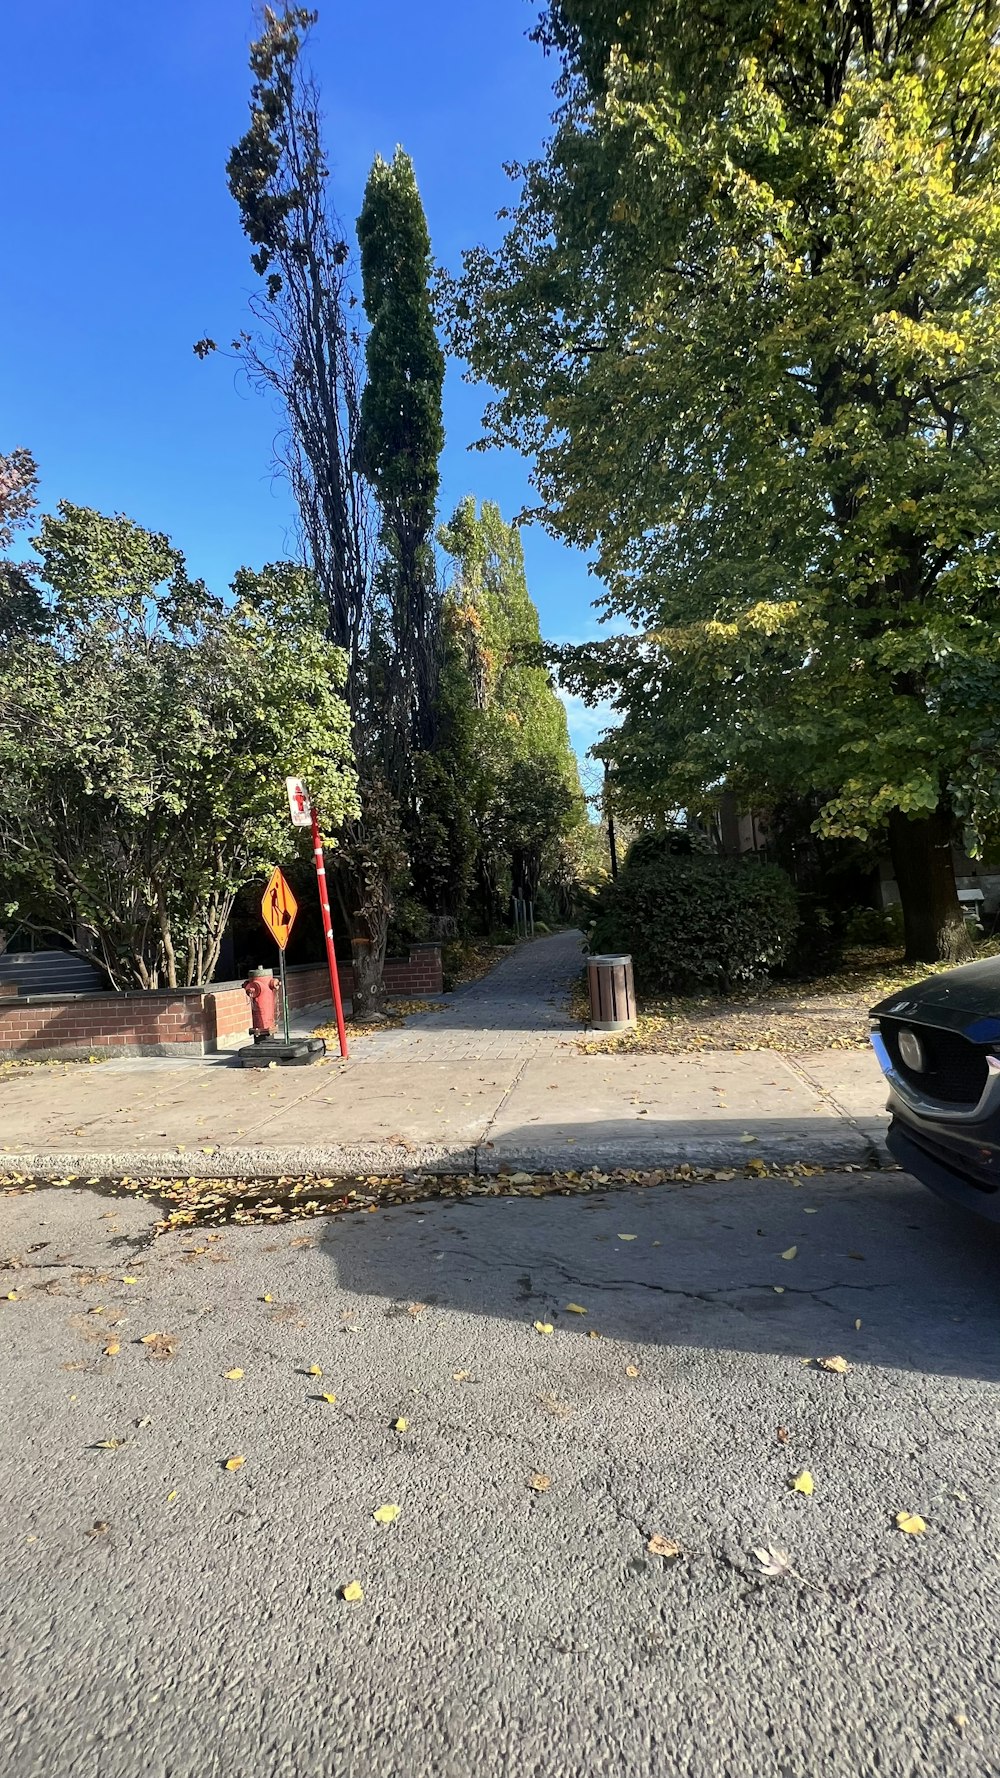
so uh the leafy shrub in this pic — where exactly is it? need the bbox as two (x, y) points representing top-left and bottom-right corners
(844, 904), (904, 947)
(590, 839), (798, 993)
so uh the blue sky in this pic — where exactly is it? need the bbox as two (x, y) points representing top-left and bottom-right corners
(2, 0), (612, 776)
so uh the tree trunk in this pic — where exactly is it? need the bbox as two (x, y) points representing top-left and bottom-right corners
(887, 806), (971, 965)
(351, 928), (388, 1021)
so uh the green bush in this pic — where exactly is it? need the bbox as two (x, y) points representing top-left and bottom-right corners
(590, 839), (798, 993)
(843, 904), (904, 947)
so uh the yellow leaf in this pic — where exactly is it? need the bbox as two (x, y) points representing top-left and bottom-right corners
(895, 1511), (927, 1535)
(587, 1329), (601, 1339)
(565, 1303), (588, 1315)
(166, 1489), (178, 1504)
(223, 1368), (244, 1381)
(529, 1473), (551, 1492)
(781, 1246), (798, 1261)
(260, 1294), (273, 1303)
(341, 1580), (364, 1603)
(4, 1291), (18, 1302)
(791, 1470), (814, 1497)
(773, 1286), (785, 1294)
(533, 1321), (554, 1335)
(224, 1454), (245, 1471)
(373, 1503), (400, 1524)
(320, 1392), (337, 1404)
(452, 1369), (470, 1381)
(617, 1233), (637, 1241)
(819, 1355), (849, 1374)
(625, 1364), (640, 1378)
(121, 1276), (139, 1285)
(854, 1318), (862, 1331)
(393, 1417), (409, 1432)
(94, 1438), (122, 1450)
(647, 1534), (682, 1558)
(307, 1363), (323, 1377)
(103, 1342), (121, 1357)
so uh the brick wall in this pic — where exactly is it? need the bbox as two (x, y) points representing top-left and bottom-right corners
(0, 991), (206, 1059)
(0, 946), (443, 1059)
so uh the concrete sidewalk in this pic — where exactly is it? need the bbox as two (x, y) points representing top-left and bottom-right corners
(0, 928), (889, 1177)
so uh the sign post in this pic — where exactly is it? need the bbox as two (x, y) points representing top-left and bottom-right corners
(285, 777), (349, 1059)
(261, 866), (298, 1044)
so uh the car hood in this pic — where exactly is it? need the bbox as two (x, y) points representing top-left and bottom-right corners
(871, 956), (1000, 1043)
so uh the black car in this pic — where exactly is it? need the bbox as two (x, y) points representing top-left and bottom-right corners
(870, 957), (1000, 1220)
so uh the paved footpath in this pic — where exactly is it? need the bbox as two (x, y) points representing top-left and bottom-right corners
(2, 1166), (999, 1778)
(0, 932), (889, 1178)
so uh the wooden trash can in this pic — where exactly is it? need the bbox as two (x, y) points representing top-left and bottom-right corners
(586, 953), (636, 1033)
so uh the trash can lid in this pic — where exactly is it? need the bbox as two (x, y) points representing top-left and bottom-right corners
(587, 954), (632, 965)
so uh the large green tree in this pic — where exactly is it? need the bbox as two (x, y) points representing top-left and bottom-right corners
(357, 148), (445, 761)
(0, 507), (356, 988)
(455, 0), (1000, 961)
(429, 498), (588, 927)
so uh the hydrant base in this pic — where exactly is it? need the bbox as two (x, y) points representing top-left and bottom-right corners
(238, 1037), (327, 1069)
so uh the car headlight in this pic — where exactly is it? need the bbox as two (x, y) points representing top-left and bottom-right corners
(898, 1029), (926, 1072)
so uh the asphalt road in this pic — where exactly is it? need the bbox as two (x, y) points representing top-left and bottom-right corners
(2, 1169), (1000, 1778)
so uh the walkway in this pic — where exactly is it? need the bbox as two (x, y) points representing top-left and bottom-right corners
(353, 929), (584, 1063)
(0, 930), (888, 1177)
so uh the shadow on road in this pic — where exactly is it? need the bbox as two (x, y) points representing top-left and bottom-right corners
(316, 1168), (1000, 1384)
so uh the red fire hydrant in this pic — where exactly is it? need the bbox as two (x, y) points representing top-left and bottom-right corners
(243, 967), (279, 1042)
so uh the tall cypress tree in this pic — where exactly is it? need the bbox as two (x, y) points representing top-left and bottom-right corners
(357, 149), (445, 758)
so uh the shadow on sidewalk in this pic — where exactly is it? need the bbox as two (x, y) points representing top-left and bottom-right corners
(314, 1168), (1000, 1385)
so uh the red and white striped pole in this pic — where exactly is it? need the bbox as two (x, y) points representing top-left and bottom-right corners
(310, 802), (349, 1059)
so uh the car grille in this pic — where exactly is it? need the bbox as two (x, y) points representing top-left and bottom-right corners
(879, 1017), (990, 1106)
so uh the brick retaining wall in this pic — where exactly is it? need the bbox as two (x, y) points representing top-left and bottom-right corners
(0, 946), (443, 1059)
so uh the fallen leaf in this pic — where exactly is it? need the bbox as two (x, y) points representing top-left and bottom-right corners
(306, 1363), (323, 1377)
(739, 1133), (758, 1143)
(791, 1470), (814, 1497)
(407, 1302), (426, 1316)
(781, 1246), (798, 1261)
(373, 1503), (400, 1524)
(617, 1233), (637, 1242)
(818, 1355), (849, 1374)
(393, 1417), (409, 1432)
(565, 1303), (587, 1315)
(319, 1392), (337, 1404)
(87, 1520), (110, 1538)
(166, 1490), (178, 1504)
(625, 1364), (640, 1378)
(4, 1291), (18, 1302)
(103, 1342), (121, 1357)
(533, 1321), (554, 1335)
(772, 1286), (785, 1294)
(753, 1545), (792, 1578)
(121, 1276), (139, 1285)
(139, 1332), (176, 1359)
(529, 1473), (551, 1492)
(223, 1368), (244, 1381)
(854, 1318), (862, 1331)
(647, 1534), (682, 1558)
(261, 1294), (273, 1303)
(92, 1438), (123, 1451)
(223, 1454), (245, 1471)
(776, 1426), (789, 1444)
(895, 1511), (927, 1535)
(341, 1580), (363, 1603)
(452, 1369), (471, 1381)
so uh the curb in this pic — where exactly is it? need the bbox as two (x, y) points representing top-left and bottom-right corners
(0, 1128), (884, 1183)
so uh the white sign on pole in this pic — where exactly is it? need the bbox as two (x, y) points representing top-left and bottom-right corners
(285, 776), (312, 827)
